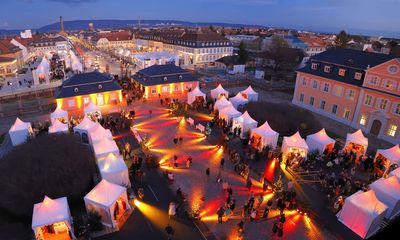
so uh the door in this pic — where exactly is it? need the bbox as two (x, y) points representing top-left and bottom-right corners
(97, 94), (104, 106)
(370, 119), (382, 136)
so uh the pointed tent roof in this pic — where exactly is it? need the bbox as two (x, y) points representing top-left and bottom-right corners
(235, 111), (258, 125)
(307, 128), (335, 145)
(344, 190), (387, 215)
(283, 131), (309, 150)
(210, 84), (229, 98)
(9, 117), (31, 132)
(74, 116), (97, 131)
(84, 101), (100, 114)
(32, 196), (71, 228)
(48, 119), (69, 133)
(346, 129), (368, 147)
(376, 145), (400, 164)
(214, 95), (232, 110)
(89, 123), (113, 142)
(230, 92), (248, 102)
(252, 121), (278, 137)
(93, 138), (119, 157)
(98, 153), (127, 174)
(189, 86), (205, 96)
(241, 85), (257, 95)
(371, 176), (400, 199)
(84, 179), (126, 208)
(50, 106), (68, 120)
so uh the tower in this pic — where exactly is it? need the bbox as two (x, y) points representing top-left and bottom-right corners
(59, 16), (65, 33)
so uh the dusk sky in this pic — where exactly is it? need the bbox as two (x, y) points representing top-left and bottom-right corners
(1, 0), (400, 36)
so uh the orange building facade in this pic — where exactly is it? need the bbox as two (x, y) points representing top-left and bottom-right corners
(292, 49), (399, 144)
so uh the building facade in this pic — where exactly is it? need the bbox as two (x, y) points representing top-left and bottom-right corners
(0, 39), (24, 77)
(94, 31), (134, 50)
(292, 49), (399, 144)
(29, 36), (71, 56)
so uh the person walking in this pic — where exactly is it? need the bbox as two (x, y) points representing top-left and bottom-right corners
(165, 224), (174, 240)
(168, 202), (176, 219)
(217, 207), (225, 223)
(206, 167), (210, 181)
(220, 158), (225, 169)
(148, 109), (152, 118)
(287, 179), (294, 192)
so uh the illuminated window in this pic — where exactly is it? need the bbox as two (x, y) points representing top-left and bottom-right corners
(333, 86), (343, 97)
(395, 103), (400, 115)
(302, 78), (307, 86)
(380, 99), (388, 110)
(387, 125), (398, 137)
(83, 97), (90, 104)
(383, 79), (395, 89)
(68, 99), (75, 107)
(359, 115), (367, 126)
(338, 68), (346, 76)
(320, 100), (326, 110)
(299, 93), (304, 103)
(364, 95), (373, 106)
(323, 83), (330, 92)
(369, 76), (379, 85)
(311, 63), (318, 70)
(151, 88), (156, 94)
(324, 65), (331, 73)
(309, 96), (314, 106)
(332, 104), (338, 114)
(354, 72), (362, 80)
(312, 80), (318, 89)
(343, 108), (351, 119)
(347, 89), (355, 100)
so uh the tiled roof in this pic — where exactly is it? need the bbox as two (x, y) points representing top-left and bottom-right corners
(132, 64), (197, 86)
(99, 31), (132, 41)
(0, 39), (21, 54)
(55, 71), (122, 99)
(180, 32), (228, 42)
(298, 37), (326, 48)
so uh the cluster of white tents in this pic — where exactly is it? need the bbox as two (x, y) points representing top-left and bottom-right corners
(187, 86), (206, 105)
(64, 51), (83, 73)
(210, 84), (258, 102)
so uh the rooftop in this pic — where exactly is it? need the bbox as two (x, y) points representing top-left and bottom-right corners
(0, 39), (21, 54)
(132, 64), (197, 86)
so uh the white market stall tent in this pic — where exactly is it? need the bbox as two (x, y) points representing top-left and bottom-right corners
(8, 117), (33, 146)
(97, 153), (130, 187)
(84, 180), (131, 229)
(214, 96), (232, 111)
(375, 145), (400, 170)
(241, 86), (258, 101)
(33, 58), (50, 85)
(73, 116), (97, 143)
(250, 121), (279, 149)
(370, 176), (400, 219)
(306, 128), (335, 154)
(84, 102), (101, 118)
(88, 123), (113, 145)
(93, 138), (120, 159)
(229, 92), (249, 109)
(219, 104), (241, 124)
(187, 86), (206, 105)
(50, 106), (68, 123)
(232, 111), (258, 139)
(337, 190), (388, 239)
(282, 132), (309, 159)
(32, 196), (75, 240)
(48, 119), (69, 134)
(210, 84), (229, 100)
(345, 130), (368, 156)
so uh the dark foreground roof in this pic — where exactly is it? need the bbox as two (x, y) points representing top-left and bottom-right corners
(55, 71), (121, 99)
(132, 64), (197, 86)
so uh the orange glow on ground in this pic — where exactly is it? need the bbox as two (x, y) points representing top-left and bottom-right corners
(133, 200), (167, 230)
(264, 158), (276, 183)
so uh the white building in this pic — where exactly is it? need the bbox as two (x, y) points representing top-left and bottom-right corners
(132, 51), (178, 70)
(20, 29), (32, 39)
(29, 36), (71, 56)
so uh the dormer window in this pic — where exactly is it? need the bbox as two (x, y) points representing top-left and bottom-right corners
(324, 65), (331, 73)
(354, 72), (362, 80)
(163, 76), (168, 81)
(338, 68), (346, 77)
(74, 87), (79, 93)
(178, 75), (183, 80)
(311, 63), (318, 70)
(98, 84), (102, 90)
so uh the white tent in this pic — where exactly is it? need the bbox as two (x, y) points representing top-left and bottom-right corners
(88, 123), (113, 145)
(32, 196), (74, 240)
(84, 180), (131, 229)
(93, 138), (119, 159)
(50, 106), (68, 123)
(345, 130), (368, 156)
(187, 86), (206, 104)
(84, 102), (101, 117)
(282, 131), (309, 158)
(250, 121), (279, 149)
(33, 58), (50, 85)
(73, 116), (97, 143)
(370, 176), (400, 219)
(337, 190), (388, 239)
(219, 104), (241, 124)
(229, 92), (249, 109)
(390, 167), (400, 180)
(97, 153), (130, 187)
(214, 95), (232, 111)
(210, 84), (229, 100)
(48, 119), (69, 134)
(306, 128), (336, 154)
(375, 145), (400, 167)
(232, 111), (258, 139)
(241, 86), (258, 101)
(8, 117), (33, 146)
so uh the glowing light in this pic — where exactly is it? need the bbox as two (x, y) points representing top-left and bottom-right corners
(133, 200), (168, 230)
(169, 83), (173, 94)
(201, 214), (218, 222)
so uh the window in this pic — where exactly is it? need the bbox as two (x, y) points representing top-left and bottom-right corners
(174, 85), (179, 91)
(395, 103), (400, 115)
(83, 97), (90, 104)
(388, 65), (399, 74)
(333, 86), (343, 97)
(163, 76), (168, 81)
(369, 76), (379, 85)
(383, 79), (395, 89)
(299, 93), (304, 103)
(380, 99), (388, 110)
(343, 108), (351, 119)
(68, 99), (75, 107)
(151, 88), (157, 94)
(364, 95), (373, 106)
(324, 65), (331, 73)
(312, 80), (318, 89)
(323, 83), (330, 92)
(309, 96), (315, 106)
(347, 89), (355, 100)
(338, 68), (346, 76)
(332, 104), (338, 114)
(387, 125), (397, 137)
(302, 78), (307, 86)
(311, 63), (318, 70)
(320, 100), (326, 110)
(354, 72), (362, 80)
(359, 115), (367, 126)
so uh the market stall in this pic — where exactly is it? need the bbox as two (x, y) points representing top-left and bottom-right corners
(390, 167), (400, 180)
(97, 153), (130, 187)
(93, 138), (120, 159)
(374, 145), (400, 175)
(210, 84), (229, 100)
(281, 132), (309, 162)
(229, 92), (249, 109)
(33, 58), (50, 85)
(187, 86), (206, 105)
(8, 117), (34, 146)
(32, 196), (75, 240)
(337, 190), (388, 239)
(73, 116), (97, 144)
(219, 104), (241, 124)
(213, 96), (232, 111)
(50, 106), (68, 123)
(84, 102), (102, 120)
(88, 123), (113, 145)
(231, 111), (258, 139)
(306, 128), (335, 154)
(370, 176), (400, 219)
(344, 130), (368, 157)
(84, 180), (131, 229)
(250, 121), (279, 150)
(241, 85), (258, 101)
(48, 119), (69, 134)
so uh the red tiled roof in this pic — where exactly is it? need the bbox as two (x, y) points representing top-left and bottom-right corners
(99, 31), (132, 41)
(298, 37), (326, 48)
(0, 39), (21, 54)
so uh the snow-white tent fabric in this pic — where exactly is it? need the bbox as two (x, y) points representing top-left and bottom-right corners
(390, 167), (400, 180)
(219, 104), (241, 124)
(214, 96), (232, 111)
(375, 145), (400, 167)
(32, 196), (73, 238)
(306, 128), (335, 154)
(370, 176), (400, 219)
(232, 111), (258, 139)
(73, 116), (97, 136)
(8, 117), (33, 146)
(84, 180), (130, 228)
(345, 130), (368, 155)
(187, 86), (206, 104)
(48, 119), (69, 134)
(93, 138), (119, 159)
(50, 106), (68, 123)
(250, 121), (279, 149)
(241, 86), (258, 101)
(229, 92), (249, 109)
(337, 190), (388, 239)
(97, 153), (130, 187)
(282, 132), (309, 158)
(88, 123), (113, 145)
(84, 102), (101, 116)
(210, 84), (229, 100)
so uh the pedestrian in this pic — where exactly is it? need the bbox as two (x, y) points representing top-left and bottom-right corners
(250, 208), (257, 221)
(148, 109), (152, 118)
(173, 155), (178, 168)
(160, 98), (164, 105)
(248, 197), (255, 213)
(186, 158), (191, 168)
(179, 136), (183, 145)
(287, 179), (294, 192)
(220, 158), (225, 169)
(257, 195), (263, 208)
(237, 127), (242, 137)
(173, 136), (178, 145)
(168, 202), (176, 219)
(165, 224), (174, 240)
(246, 177), (252, 190)
(216, 169), (222, 183)
(206, 167), (210, 180)
(222, 181), (229, 192)
(227, 186), (233, 196)
(217, 207), (225, 223)
(263, 206), (270, 219)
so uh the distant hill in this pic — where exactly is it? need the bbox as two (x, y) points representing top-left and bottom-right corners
(0, 19), (263, 36)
